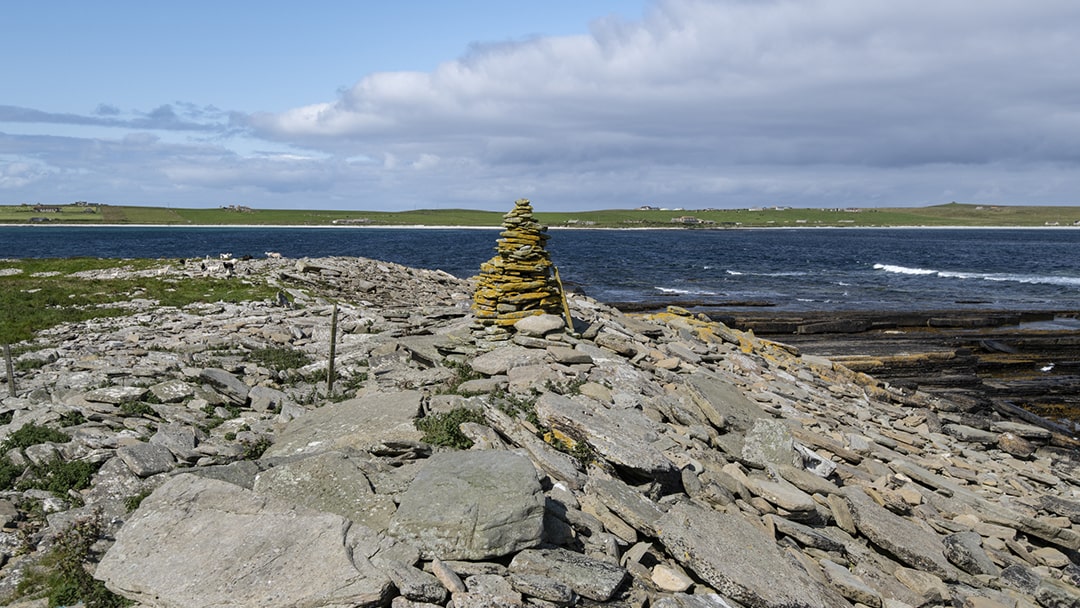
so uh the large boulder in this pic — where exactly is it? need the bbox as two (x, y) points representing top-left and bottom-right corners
(264, 390), (423, 458)
(95, 474), (393, 608)
(388, 450), (545, 560)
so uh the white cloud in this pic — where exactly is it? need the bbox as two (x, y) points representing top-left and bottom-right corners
(238, 0), (1080, 209)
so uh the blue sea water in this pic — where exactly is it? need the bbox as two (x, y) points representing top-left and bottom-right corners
(2, 225), (1079, 313)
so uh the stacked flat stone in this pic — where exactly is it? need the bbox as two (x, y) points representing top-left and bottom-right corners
(473, 199), (563, 328)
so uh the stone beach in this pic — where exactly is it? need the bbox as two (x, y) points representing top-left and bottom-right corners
(2, 243), (1080, 606)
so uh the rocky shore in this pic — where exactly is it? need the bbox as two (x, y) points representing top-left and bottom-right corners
(2, 254), (1080, 607)
(707, 310), (1080, 433)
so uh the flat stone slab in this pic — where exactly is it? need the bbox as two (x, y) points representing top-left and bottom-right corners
(254, 450), (398, 532)
(683, 370), (767, 432)
(535, 391), (680, 492)
(515, 314), (565, 336)
(83, 386), (148, 404)
(843, 486), (957, 581)
(199, 367), (250, 405)
(96, 473), (393, 608)
(657, 501), (835, 608)
(265, 390), (423, 458)
(388, 450), (544, 560)
(470, 345), (548, 376)
(116, 442), (176, 477)
(509, 547), (628, 602)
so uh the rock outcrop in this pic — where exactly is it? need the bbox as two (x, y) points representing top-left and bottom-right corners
(2, 253), (1080, 608)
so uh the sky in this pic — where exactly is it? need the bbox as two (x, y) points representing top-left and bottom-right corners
(3, 0), (1080, 212)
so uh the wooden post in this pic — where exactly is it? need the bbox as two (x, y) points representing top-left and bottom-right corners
(3, 343), (14, 398)
(327, 304), (338, 394)
(552, 267), (574, 333)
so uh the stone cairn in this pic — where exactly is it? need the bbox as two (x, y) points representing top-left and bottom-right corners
(472, 199), (564, 332)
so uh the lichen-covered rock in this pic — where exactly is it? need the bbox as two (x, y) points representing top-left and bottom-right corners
(472, 199), (564, 327)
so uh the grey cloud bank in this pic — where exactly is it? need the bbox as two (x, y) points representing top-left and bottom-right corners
(4, 0), (1080, 211)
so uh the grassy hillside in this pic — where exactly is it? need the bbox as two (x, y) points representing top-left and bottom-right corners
(2, 202), (1079, 228)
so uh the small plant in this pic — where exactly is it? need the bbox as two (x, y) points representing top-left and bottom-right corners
(545, 430), (595, 464)
(124, 488), (153, 512)
(328, 372), (368, 402)
(440, 359), (482, 395)
(248, 346), (312, 372)
(415, 408), (487, 449)
(547, 377), (586, 396)
(18, 458), (100, 498)
(15, 358), (48, 371)
(241, 436), (273, 460)
(0, 456), (22, 490)
(119, 401), (155, 418)
(198, 402), (242, 432)
(491, 390), (540, 428)
(58, 410), (87, 427)
(1, 422), (70, 452)
(14, 508), (133, 608)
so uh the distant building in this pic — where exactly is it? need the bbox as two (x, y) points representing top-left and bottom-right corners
(671, 216), (702, 224)
(33, 205), (61, 213)
(636, 205), (660, 211)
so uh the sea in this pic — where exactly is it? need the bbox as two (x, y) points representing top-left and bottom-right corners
(2, 225), (1080, 315)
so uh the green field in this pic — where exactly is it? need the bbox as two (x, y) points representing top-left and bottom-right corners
(2, 202), (1079, 228)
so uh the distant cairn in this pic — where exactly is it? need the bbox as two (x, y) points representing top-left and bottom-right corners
(472, 199), (564, 331)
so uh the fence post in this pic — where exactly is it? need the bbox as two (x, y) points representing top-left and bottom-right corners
(327, 304), (338, 394)
(3, 343), (14, 398)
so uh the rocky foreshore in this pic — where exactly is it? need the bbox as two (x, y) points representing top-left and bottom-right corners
(2, 255), (1080, 608)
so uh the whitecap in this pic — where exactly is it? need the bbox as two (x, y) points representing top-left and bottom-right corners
(873, 263), (937, 276)
(875, 263), (1080, 288)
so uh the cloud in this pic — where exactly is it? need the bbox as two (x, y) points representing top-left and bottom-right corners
(241, 0), (1080, 208)
(0, 102), (231, 133)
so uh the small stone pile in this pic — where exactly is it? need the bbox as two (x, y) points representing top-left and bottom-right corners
(472, 199), (564, 329)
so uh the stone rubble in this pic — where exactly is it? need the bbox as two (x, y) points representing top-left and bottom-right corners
(1, 254), (1079, 608)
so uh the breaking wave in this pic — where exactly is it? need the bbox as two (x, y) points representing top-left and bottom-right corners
(874, 264), (1080, 287)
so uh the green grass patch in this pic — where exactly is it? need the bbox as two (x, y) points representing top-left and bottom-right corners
(247, 346), (313, 372)
(0, 258), (277, 344)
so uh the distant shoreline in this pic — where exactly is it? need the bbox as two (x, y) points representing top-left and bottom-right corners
(2, 222), (1079, 231)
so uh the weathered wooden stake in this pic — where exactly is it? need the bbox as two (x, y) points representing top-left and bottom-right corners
(327, 304), (338, 394)
(3, 343), (14, 398)
(553, 266), (574, 333)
